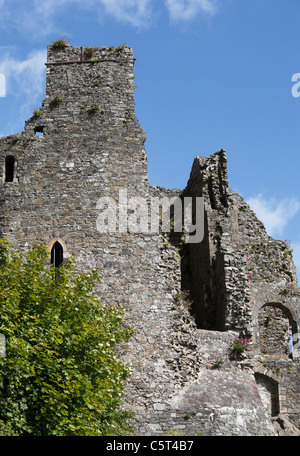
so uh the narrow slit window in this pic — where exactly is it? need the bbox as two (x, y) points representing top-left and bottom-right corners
(51, 241), (64, 267)
(5, 155), (15, 182)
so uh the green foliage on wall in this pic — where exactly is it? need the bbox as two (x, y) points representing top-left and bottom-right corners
(0, 241), (134, 436)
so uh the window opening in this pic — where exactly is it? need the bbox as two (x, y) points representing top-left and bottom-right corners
(255, 373), (279, 417)
(5, 155), (15, 182)
(258, 304), (293, 357)
(35, 126), (44, 136)
(51, 241), (63, 268)
(289, 328), (294, 354)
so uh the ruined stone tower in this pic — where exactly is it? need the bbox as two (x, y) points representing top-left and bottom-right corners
(0, 43), (299, 436)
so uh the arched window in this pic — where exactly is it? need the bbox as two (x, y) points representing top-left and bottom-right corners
(51, 241), (64, 267)
(5, 155), (15, 182)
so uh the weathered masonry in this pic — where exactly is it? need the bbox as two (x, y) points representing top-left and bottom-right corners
(0, 43), (299, 436)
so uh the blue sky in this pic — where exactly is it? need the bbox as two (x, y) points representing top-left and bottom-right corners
(1, 0), (300, 279)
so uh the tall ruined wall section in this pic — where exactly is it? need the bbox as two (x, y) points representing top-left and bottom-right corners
(0, 43), (187, 432)
(181, 150), (300, 432)
(0, 44), (299, 436)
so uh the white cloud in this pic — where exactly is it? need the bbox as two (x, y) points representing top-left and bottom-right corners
(31, 0), (154, 28)
(0, 0), (221, 34)
(96, 0), (154, 28)
(246, 194), (300, 238)
(0, 0), (69, 36)
(165, 0), (218, 21)
(0, 48), (46, 97)
(0, 0), (154, 33)
(0, 48), (46, 130)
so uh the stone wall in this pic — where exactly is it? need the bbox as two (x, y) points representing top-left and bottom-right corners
(0, 43), (299, 436)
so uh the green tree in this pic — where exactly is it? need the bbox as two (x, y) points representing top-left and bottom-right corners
(0, 240), (134, 436)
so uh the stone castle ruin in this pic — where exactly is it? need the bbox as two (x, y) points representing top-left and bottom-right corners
(0, 43), (299, 436)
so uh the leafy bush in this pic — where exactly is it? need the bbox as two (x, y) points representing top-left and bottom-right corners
(0, 419), (18, 436)
(33, 109), (41, 118)
(0, 240), (134, 436)
(85, 46), (95, 58)
(89, 103), (100, 113)
(230, 337), (250, 355)
(51, 39), (69, 50)
(51, 95), (63, 105)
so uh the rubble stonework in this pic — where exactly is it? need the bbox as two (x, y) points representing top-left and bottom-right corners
(0, 44), (299, 436)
